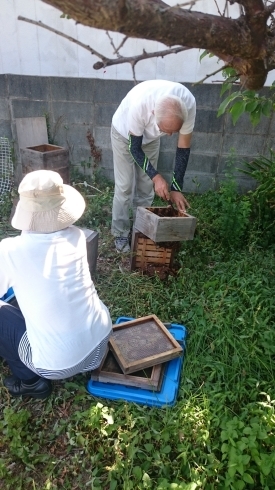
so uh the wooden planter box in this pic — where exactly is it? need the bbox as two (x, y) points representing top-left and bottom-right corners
(134, 206), (196, 242)
(20, 144), (70, 184)
(130, 228), (178, 272)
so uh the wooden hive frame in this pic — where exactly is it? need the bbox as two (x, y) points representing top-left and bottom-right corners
(109, 314), (183, 374)
(90, 348), (166, 391)
(130, 228), (178, 272)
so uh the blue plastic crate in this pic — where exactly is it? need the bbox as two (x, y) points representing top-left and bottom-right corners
(86, 317), (187, 407)
(0, 287), (15, 303)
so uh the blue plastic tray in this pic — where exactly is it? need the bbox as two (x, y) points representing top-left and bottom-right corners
(0, 287), (15, 303)
(87, 317), (187, 407)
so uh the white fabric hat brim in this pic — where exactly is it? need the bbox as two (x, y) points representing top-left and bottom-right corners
(12, 184), (86, 232)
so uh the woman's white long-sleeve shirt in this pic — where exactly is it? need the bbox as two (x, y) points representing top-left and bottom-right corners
(0, 226), (112, 371)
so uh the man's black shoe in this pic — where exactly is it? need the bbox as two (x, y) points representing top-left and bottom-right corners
(5, 377), (52, 399)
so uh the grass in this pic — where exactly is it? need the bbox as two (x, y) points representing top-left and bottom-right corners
(0, 169), (275, 490)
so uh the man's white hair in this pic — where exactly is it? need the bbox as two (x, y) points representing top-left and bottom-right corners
(155, 95), (188, 124)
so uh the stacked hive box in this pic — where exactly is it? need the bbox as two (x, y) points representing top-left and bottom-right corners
(90, 315), (183, 392)
(130, 206), (196, 272)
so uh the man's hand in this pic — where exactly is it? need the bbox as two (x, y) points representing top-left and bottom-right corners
(170, 190), (190, 214)
(152, 174), (170, 201)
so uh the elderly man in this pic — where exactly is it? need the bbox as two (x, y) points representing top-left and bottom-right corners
(111, 79), (196, 252)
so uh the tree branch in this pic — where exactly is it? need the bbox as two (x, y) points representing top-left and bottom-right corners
(40, 0), (253, 58)
(93, 46), (191, 70)
(18, 15), (108, 64)
(193, 64), (229, 85)
(265, 1), (275, 15)
(18, 15), (190, 72)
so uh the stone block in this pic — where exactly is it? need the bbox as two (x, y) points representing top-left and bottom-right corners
(50, 77), (95, 102)
(94, 127), (112, 149)
(8, 74), (51, 100)
(223, 133), (264, 156)
(0, 75), (7, 97)
(12, 99), (50, 119)
(188, 153), (219, 174)
(195, 109), (224, 133)
(190, 83), (222, 108)
(159, 134), (178, 151)
(157, 152), (175, 172)
(100, 148), (114, 169)
(0, 120), (12, 140)
(225, 110), (270, 135)
(183, 172), (217, 193)
(191, 132), (222, 154)
(94, 104), (117, 126)
(94, 79), (134, 104)
(52, 101), (94, 125)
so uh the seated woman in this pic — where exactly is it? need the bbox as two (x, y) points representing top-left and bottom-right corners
(0, 169), (112, 399)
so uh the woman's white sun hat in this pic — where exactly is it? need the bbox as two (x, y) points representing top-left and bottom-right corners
(12, 170), (86, 233)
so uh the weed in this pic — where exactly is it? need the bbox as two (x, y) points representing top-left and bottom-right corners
(0, 169), (275, 489)
(239, 150), (275, 246)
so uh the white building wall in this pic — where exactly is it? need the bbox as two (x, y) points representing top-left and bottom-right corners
(1, 0), (274, 85)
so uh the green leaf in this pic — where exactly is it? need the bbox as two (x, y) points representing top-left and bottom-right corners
(242, 473), (254, 484)
(261, 458), (273, 476)
(133, 466), (142, 479)
(245, 100), (259, 113)
(221, 443), (229, 453)
(217, 92), (241, 117)
(235, 480), (246, 490)
(262, 100), (272, 117)
(250, 107), (262, 126)
(230, 100), (246, 125)
(162, 445), (171, 454)
(200, 50), (209, 62)
(221, 82), (233, 96)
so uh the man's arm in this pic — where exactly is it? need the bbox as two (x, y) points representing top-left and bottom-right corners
(170, 132), (193, 213)
(128, 133), (170, 201)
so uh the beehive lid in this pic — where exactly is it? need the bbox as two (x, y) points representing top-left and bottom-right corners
(109, 314), (183, 374)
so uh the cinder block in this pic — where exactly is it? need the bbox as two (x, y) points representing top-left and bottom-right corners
(195, 109), (224, 133)
(0, 75), (7, 97)
(50, 77), (95, 102)
(8, 74), (50, 100)
(0, 120), (12, 140)
(94, 79), (134, 104)
(12, 100), (50, 119)
(52, 101), (93, 124)
(94, 104), (117, 126)
(223, 134), (264, 156)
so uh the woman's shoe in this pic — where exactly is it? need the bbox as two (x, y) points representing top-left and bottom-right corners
(5, 377), (52, 399)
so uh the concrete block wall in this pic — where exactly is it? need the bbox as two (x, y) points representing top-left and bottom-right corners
(0, 74), (274, 193)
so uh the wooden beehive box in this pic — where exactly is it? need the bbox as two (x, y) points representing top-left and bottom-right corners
(135, 206), (196, 242)
(109, 314), (183, 374)
(90, 348), (165, 391)
(20, 144), (69, 184)
(130, 228), (178, 272)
